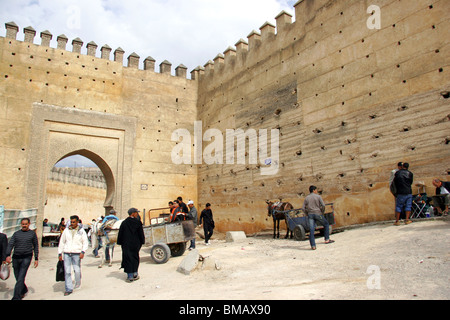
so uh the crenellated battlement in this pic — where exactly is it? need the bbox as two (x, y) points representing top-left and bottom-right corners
(3, 21), (191, 80)
(191, 5), (299, 82)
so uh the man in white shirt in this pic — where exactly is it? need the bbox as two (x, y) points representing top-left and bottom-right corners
(58, 215), (88, 296)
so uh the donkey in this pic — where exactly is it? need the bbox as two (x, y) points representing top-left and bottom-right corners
(91, 219), (123, 268)
(266, 200), (293, 239)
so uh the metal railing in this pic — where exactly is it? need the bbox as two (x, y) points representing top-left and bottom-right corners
(0, 205), (38, 238)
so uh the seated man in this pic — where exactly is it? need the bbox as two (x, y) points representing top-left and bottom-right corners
(432, 179), (450, 216)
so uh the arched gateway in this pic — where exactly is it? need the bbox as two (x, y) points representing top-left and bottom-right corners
(26, 103), (137, 238)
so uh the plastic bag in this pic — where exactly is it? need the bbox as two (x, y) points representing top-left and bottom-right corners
(0, 263), (10, 281)
(56, 260), (65, 282)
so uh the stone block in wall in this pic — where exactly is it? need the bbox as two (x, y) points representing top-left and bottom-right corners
(144, 56), (155, 71)
(176, 64), (187, 78)
(57, 34), (68, 50)
(160, 60), (172, 74)
(86, 41), (98, 56)
(114, 47), (125, 63)
(72, 37), (83, 53)
(5, 21), (19, 40)
(40, 30), (52, 47)
(23, 26), (36, 43)
(101, 44), (112, 60)
(127, 52), (140, 68)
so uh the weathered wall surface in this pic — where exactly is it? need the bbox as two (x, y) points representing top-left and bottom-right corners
(45, 180), (106, 225)
(196, 0), (450, 233)
(0, 27), (198, 228)
(45, 168), (106, 225)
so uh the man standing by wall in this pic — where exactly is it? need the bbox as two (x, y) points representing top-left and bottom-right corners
(199, 203), (215, 246)
(58, 215), (88, 296)
(5, 218), (39, 300)
(302, 186), (334, 250)
(187, 200), (198, 250)
(393, 163), (414, 225)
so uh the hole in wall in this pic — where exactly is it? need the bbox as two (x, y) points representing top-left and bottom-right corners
(313, 128), (322, 134)
(440, 91), (449, 99)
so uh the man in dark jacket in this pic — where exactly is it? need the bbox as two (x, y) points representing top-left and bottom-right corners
(199, 203), (215, 246)
(393, 163), (414, 225)
(432, 179), (450, 215)
(117, 208), (145, 283)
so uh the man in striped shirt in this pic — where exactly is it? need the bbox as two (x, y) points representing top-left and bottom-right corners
(5, 218), (39, 300)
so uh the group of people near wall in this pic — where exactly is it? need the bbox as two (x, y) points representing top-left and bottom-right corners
(389, 162), (449, 226)
(167, 197), (215, 248)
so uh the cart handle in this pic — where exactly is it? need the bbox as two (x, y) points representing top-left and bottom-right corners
(147, 207), (171, 222)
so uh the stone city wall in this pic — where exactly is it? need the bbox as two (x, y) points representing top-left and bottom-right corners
(195, 0), (450, 233)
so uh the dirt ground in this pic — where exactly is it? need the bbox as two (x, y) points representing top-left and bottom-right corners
(1, 217), (449, 300)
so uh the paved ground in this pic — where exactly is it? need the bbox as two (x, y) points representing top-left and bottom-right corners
(1, 217), (449, 300)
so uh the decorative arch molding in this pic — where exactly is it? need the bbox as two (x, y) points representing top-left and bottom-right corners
(26, 103), (137, 237)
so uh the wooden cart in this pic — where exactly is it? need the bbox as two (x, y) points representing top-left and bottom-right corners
(143, 220), (195, 264)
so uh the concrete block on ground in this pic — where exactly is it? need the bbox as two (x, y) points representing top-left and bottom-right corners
(177, 249), (199, 275)
(226, 231), (247, 243)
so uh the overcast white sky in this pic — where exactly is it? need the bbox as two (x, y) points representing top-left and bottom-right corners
(1, 0), (297, 167)
(0, 0), (297, 72)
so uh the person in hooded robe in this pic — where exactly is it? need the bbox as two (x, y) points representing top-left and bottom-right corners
(117, 208), (145, 282)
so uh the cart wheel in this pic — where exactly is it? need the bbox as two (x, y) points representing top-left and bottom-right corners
(151, 243), (171, 264)
(169, 242), (186, 257)
(293, 225), (306, 241)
